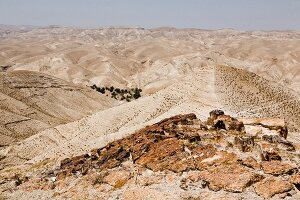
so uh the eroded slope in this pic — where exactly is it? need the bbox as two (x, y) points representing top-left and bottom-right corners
(215, 65), (300, 131)
(0, 70), (114, 146)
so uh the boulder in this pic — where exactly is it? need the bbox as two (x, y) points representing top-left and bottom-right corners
(259, 142), (282, 161)
(262, 135), (295, 151)
(198, 164), (263, 192)
(239, 118), (288, 139)
(195, 151), (239, 169)
(241, 157), (261, 170)
(234, 136), (255, 152)
(261, 160), (296, 175)
(209, 110), (225, 120)
(103, 170), (131, 188)
(289, 173), (300, 189)
(213, 115), (245, 131)
(207, 111), (244, 131)
(135, 138), (185, 171)
(254, 177), (293, 198)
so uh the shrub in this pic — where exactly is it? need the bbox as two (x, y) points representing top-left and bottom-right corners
(99, 87), (105, 94)
(91, 84), (97, 89)
(115, 88), (121, 93)
(133, 88), (141, 99)
(109, 86), (114, 92)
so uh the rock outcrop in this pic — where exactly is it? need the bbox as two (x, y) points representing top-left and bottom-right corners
(1, 111), (300, 199)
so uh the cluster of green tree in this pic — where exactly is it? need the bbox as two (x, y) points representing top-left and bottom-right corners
(90, 84), (142, 102)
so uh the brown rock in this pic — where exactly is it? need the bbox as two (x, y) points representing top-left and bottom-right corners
(195, 150), (239, 169)
(60, 157), (72, 167)
(55, 167), (73, 180)
(103, 170), (131, 188)
(198, 131), (225, 144)
(289, 173), (300, 190)
(213, 115), (245, 131)
(198, 164), (263, 192)
(260, 142), (281, 161)
(160, 151), (195, 173)
(242, 157), (261, 170)
(206, 110), (224, 126)
(262, 135), (295, 151)
(70, 154), (89, 166)
(239, 118), (288, 139)
(261, 160), (296, 175)
(50, 111), (292, 195)
(206, 111), (245, 132)
(123, 188), (168, 200)
(58, 154), (91, 177)
(289, 173), (300, 185)
(90, 148), (99, 160)
(192, 119), (208, 130)
(234, 136), (255, 152)
(254, 177), (293, 198)
(129, 134), (152, 162)
(135, 138), (184, 171)
(154, 113), (197, 127)
(98, 158), (121, 170)
(185, 171), (203, 182)
(209, 110), (225, 119)
(279, 125), (288, 139)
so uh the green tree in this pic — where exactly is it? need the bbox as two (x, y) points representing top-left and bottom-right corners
(133, 88), (141, 99)
(109, 86), (114, 92)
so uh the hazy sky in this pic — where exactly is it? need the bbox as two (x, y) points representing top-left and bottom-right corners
(0, 0), (299, 30)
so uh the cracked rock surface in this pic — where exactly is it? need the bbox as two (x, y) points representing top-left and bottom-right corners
(2, 111), (300, 199)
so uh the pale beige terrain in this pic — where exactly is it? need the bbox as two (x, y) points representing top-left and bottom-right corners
(1, 27), (300, 92)
(0, 70), (114, 147)
(0, 26), (300, 199)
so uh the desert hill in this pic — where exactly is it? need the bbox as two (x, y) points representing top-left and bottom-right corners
(2, 63), (299, 170)
(0, 70), (114, 147)
(0, 27), (299, 93)
(0, 26), (299, 199)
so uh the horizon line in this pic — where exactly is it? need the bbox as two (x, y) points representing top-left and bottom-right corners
(1, 24), (299, 32)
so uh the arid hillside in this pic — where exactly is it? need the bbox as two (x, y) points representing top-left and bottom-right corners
(0, 27), (299, 93)
(0, 26), (299, 200)
(0, 70), (114, 147)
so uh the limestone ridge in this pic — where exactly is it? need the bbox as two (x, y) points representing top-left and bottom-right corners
(10, 110), (300, 199)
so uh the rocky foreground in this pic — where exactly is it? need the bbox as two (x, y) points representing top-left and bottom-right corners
(1, 110), (300, 199)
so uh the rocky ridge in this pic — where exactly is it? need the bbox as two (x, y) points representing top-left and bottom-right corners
(2, 110), (300, 199)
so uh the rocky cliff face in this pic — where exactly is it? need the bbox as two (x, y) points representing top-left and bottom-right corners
(2, 111), (299, 199)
